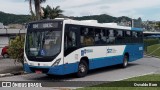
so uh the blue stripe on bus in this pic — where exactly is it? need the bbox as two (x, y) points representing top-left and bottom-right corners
(23, 64), (32, 73)
(131, 28), (143, 31)
(24, 63), (78, 75)
(89, 55), (123, 69)
(24, 55), (142, 75)
(24, 44), (143, 75)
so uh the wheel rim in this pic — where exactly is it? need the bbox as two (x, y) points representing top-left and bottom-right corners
(79, 64), (86, 73)
(124, 56), (128, 67)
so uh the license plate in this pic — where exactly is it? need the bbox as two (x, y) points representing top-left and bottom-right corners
(35, 70), (42, 74)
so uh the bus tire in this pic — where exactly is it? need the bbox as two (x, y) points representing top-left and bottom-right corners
(77, 60), (88, 78)
(122, 55), (128, 68)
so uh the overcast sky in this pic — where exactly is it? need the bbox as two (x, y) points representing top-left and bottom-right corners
(1, 0), (160, 21)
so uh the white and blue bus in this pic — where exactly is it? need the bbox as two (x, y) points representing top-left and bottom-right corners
(24, 18), (143, 77)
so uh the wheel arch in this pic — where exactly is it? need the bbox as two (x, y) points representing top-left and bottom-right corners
(80, 56), (89, 67)
(124, 52), (129, 61)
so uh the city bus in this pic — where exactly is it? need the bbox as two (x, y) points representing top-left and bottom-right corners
(24, 18), (143, 77)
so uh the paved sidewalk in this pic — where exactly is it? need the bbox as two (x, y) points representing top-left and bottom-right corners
(0, 58), (23, 74)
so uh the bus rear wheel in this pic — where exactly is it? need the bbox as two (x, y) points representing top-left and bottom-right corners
(122, 55), (128, 68)
(77, 60), (88, 78)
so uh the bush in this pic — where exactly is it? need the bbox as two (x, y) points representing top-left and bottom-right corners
(147, 44), (160, 57)
(8, 35), (24, 65)
(144, 39), (159, 52)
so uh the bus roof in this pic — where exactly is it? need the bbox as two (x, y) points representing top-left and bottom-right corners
(29, 18), (143, 31)
(62, 18), (142, 31)
(29, 19), (63, 24)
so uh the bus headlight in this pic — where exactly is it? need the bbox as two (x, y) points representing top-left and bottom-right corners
(52, 58), (61, 66)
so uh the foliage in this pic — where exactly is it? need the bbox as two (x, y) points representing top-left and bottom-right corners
(155, 22), (160, 29)
(25, 0), (47, 20)
(8, 36), (25, 65)
(77, 74), (160, 90)
(147, 44), (160, 57)
(144, 39), (159, 51)
(0, 11), (30, 25)
(42, 5), (63, 19)
(0, 11), (137, 25)
(28, 0), (36, 21)
(144, 39), (159, 46)
(73, 14), (132, 23)
(30, 10), (37, 21)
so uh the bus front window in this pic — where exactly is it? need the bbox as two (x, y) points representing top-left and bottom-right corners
(26, 30), (61, 57)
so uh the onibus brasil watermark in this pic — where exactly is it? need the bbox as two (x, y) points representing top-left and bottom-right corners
(0, 81), (160, 87)
(1, 82), (42, 88)
(134, 82), (158, 87)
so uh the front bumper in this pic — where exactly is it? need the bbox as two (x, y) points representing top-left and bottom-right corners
(23, 63), (64, 75)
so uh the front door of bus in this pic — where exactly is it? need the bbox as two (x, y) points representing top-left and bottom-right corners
(64, 25), (80, 74)
(64, 26), (79, 56)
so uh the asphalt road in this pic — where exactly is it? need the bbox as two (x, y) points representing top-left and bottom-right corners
(0, 56), (160, 90)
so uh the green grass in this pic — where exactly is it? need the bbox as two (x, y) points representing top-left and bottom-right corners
(147, 44), (160, 57)
(77, 74), (160, 90)
(125, 74), (160, 81)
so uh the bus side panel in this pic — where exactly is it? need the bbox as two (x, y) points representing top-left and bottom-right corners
(62, 62), (79, 75)
(89, 55), (123, 70)
(47, 62), (78, 75)
(47, 65), (64, 75)
(62, 44), (143, 74)
(64, 46), (126, 71)
(124, 44), (143, 62)
(89, 45), (125, 69)
(63, 49), (81, 74)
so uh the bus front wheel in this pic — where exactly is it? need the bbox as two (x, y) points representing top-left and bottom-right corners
(77, 60), (88, 78)
(122, 55), (128, 68)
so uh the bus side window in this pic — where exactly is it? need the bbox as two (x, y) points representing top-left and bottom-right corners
(105, 29), (109, 43)
(115, 30), (123, 44)
(80, 27), (94, 46)
(137, 32), (143, 43)
(125, 31), (131, 37)
(132, 31), (137, 43)
(107, 29), (115, 44)
(124, 31), (131, 43)
(95, 29), (106, 45)
(132, 31), (138, 38)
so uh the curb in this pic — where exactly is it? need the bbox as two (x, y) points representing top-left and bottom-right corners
(144, 54), (160, 59)
(0, 71), (26, 78)
(0, 73), (13, 77)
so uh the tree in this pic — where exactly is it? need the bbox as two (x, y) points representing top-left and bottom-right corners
(42, 5), (63, 19)
(155, 22), (160, 30)
(34, 0), (46, 20)
(26, 0), (47, 20)
(8, 36), (25, 65)
(29, 0), (36, 20)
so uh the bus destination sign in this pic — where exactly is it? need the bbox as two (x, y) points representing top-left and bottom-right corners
(31, 22), (59, 29)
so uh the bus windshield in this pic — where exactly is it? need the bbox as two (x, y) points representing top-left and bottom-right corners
(26, 30), (62, 57)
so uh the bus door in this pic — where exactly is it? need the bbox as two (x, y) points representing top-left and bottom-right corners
(64, 25), (80, 56)
(64, 25), (80, 73)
